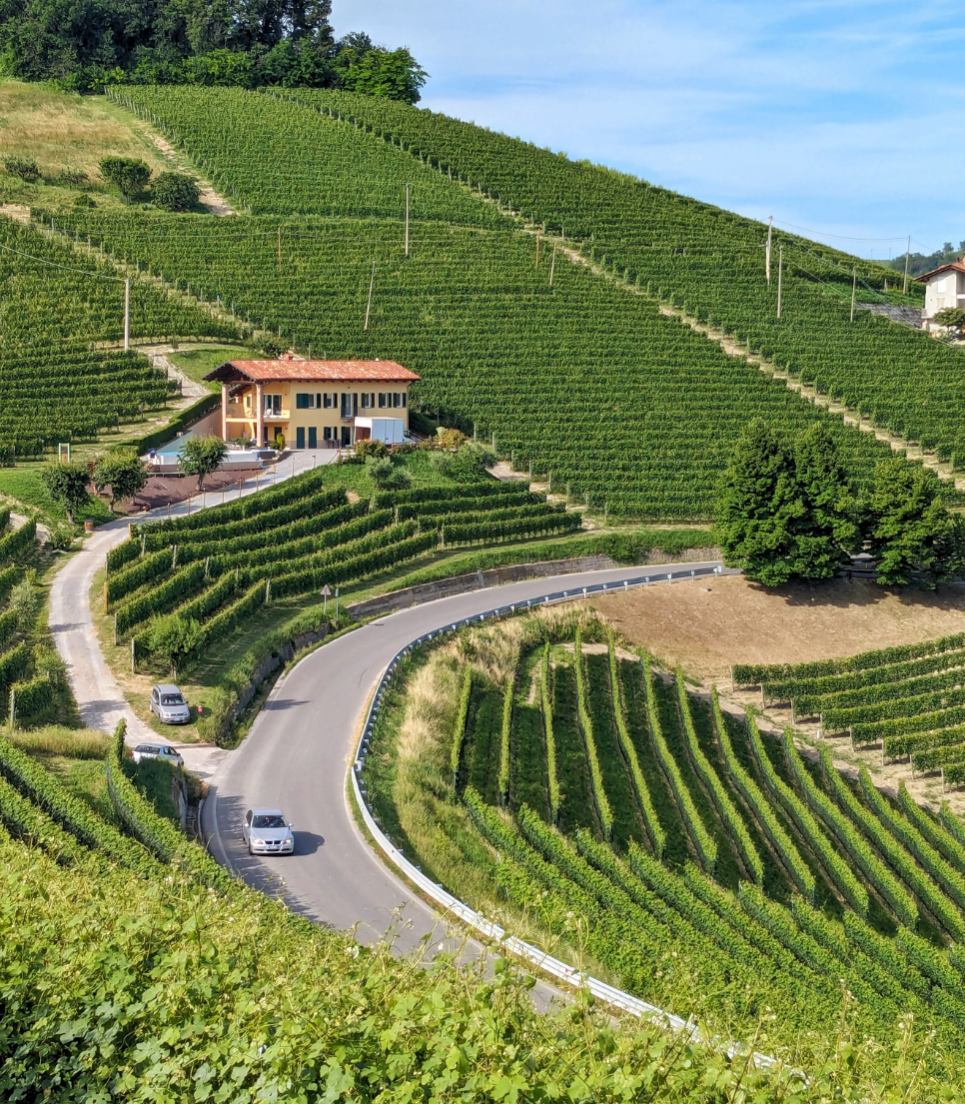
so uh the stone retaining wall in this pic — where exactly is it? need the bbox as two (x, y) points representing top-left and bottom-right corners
(347, 547), (719, 620)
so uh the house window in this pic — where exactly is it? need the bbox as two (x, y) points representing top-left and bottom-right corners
(323, 426), (333, 440)
(323, 393), (334, 409)
(295, 393), (314, 409)
(340, 392), (353, 419)
(392, 392), (405, 409)
(361, 392), (376, 409)
(264, 393), (282, 416)
(378, 392), (386, 408)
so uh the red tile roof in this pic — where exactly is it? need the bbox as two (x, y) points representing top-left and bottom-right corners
(205, 356), (420, 383)
(915, 261), (965, 283)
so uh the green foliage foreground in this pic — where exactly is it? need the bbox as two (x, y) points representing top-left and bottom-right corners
(0, 721), (957, 1099)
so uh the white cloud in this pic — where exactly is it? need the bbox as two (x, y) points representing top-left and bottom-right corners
(334, 0), (965, 248)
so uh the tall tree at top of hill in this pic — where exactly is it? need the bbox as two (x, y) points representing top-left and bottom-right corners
(0, 0), (426, 96)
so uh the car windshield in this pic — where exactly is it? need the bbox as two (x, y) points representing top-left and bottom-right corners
(161, 694), (185, 706)
(160, 747), (179, 756)
(136, 745), (159, 754)
(252, 815), (286, 829)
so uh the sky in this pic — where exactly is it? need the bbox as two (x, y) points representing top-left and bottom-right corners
(334, 0), (965, 258)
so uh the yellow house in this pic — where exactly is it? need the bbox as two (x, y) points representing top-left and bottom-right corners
(204, 354), (421, 449)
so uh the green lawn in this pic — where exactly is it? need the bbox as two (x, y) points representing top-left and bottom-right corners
(0, 466), (112, 526)
(166, 344), (249, 391)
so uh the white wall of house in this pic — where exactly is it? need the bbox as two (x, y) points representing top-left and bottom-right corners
(924, 270), (965, 319)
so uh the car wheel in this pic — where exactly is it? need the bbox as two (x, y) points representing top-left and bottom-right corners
(247, 843), (253, 856)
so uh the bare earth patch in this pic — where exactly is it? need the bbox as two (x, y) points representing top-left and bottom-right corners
(594, 574), (965, 685)
(594, 574), (965, 815)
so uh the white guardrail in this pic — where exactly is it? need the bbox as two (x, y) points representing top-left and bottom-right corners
(349, 563), (781, 1071)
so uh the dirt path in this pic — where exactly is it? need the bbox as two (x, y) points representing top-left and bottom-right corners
(147, 133), (236, 217)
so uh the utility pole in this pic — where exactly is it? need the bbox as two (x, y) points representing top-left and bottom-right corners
(850, 268), (857, 322)
(364, 262), (375, 331)
(766, 215), (773, 284)
(404, 183), (411, 256)
(776, 246), (783, 319)
(903, 234), (911, 295)
(535, 231), (541, 268)
(124, 278), (130, 350)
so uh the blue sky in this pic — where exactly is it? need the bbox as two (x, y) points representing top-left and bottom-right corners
(335, 0), (965, 258)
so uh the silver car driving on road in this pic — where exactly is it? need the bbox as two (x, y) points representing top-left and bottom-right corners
(242, 808), (294, 855)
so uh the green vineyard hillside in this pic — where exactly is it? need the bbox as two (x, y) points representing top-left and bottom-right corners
(40, 83), (925, 517)
(369, 612), (965, 1078)
(0, 216), (236, 454)
(289, 89), (964, 463)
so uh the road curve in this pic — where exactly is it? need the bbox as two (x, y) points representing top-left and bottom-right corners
(203, 561), (727, 953)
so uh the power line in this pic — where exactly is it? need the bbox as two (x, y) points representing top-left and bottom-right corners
(0, 241), (125, 282)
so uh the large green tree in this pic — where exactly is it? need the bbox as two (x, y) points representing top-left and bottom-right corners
(865, 458), (961, 588)
(789, 424), (861, 580)
(715, 419), (804, 587)
(39, 461), (91, 524)
(93, 451), (148, 512)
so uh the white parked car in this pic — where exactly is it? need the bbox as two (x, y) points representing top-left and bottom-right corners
(242, 808), (294, 856)
(150, 684), (191, 725)
(132, 743), (184, 768)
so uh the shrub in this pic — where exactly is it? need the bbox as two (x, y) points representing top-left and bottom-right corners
(152, 172), (200, 212)
(99, 156), (151, 201)
(3, 157), (39, 181)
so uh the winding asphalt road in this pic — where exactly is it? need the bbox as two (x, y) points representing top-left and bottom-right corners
(202, 561), (726, 952)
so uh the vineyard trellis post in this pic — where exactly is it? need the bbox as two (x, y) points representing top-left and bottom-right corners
(549, 240), (557, 286)
(766, 215), (773, 284)
(364, 262), (375, 331)
(776, 246), (784, 319)
(850, 268), (856, 323)
(903, 234), (911, 295)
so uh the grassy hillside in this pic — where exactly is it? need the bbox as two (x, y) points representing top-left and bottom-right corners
(0, 80), (175, 210)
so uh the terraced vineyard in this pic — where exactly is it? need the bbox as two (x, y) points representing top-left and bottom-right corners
(50, 205), (900, 518)
(0, 515), (58, 726)
(283, 90), (965, 467)
(0, 215), (235, 454)
(738, 637), (965, 787)
(373, 611), (965, 1066)
(105, 469), (579, 671)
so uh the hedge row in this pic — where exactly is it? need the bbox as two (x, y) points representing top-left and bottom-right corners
(734, 632), (965, 686)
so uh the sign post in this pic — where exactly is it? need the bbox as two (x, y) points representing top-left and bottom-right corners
(320, 584), (331, 617)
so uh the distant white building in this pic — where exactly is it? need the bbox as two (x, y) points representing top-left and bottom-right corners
(917, 259), (965, 328)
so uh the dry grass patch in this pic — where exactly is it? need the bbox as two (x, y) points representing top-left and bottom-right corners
(0, 82), (170, 182)
(594, 574), (965, 685)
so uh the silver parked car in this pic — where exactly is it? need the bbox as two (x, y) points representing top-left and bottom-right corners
(242, 808), (295, 856)
(132, 743), (184, 768)
(150, 684), (191, 725)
